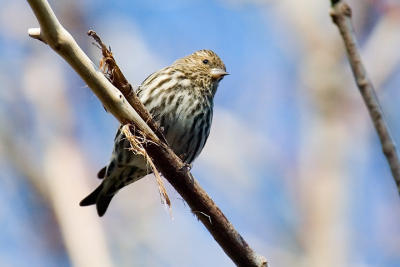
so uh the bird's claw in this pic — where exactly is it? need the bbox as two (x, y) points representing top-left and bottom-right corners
(180, 163), (194, 183)
(180, 163), (192, 173)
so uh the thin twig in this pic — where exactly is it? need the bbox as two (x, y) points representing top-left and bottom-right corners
(330, 0), (400, 193)
(193, 211), (213, 225)
(87, 30), (168, 144)
(26, 0), (267, 266)
(121, 125), (171, 208)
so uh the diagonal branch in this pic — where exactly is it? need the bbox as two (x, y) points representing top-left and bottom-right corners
(26, 0), (267, 266)
(87, 30), (168, 145)
(27, 0), (158, 142)
(330, 0), (400, 193)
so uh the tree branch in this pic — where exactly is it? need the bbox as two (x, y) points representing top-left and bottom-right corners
(330, 1), (400, 193)
(27, 0), (157, 142)
(26, 0), (267, 266)
(87, 30), (168, 145)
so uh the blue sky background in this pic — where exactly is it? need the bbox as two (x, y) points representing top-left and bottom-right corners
(1, 0), (400, 266)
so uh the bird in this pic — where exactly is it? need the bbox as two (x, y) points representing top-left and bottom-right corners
(80, 49), (228, 216)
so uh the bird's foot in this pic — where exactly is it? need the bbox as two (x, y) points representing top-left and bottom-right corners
(180, 163), (194, 184)
(180, 163), (192, 173)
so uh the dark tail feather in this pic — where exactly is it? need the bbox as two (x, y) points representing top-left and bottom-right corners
(80, 182), (114, 217)
(96, 194), (114, 217)
(80, 183), (103, 206)
(97, 166), (107, 179)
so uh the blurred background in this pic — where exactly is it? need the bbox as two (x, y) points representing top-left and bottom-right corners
(1, 0), (400, 266)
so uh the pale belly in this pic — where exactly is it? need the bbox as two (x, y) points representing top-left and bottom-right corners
(160, 108), (211, 164)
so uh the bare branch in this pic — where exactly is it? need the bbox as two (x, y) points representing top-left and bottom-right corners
(87, 30), (168, 145)
(26, 0), (267, 265)
(27, 0), (158, 142)
(330, 1), (400, 193)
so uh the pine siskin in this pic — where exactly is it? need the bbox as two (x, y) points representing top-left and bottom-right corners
(80, 50), (228, 216)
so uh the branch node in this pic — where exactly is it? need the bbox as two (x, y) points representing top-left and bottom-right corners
(342, 2), (352, 17)
(28, 27), (46, 43)
(330, 1), (352, 24)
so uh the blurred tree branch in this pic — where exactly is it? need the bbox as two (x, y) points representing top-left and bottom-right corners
(26, 0), (267, 266)
(0, 80), (113, 267)
(330, 0), (400, 193)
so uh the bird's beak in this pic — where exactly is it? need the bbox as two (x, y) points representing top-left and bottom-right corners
(211, 68), (229, 80)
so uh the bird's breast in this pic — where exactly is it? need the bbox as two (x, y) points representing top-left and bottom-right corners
(139, 79), (213, 163)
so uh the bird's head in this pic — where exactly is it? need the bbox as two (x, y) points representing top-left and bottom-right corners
(173, 50), (228, 94)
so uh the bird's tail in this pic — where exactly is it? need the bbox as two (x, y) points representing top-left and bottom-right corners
(79, 182), (114, 217)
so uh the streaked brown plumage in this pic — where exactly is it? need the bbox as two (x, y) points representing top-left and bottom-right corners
(80, 50), (227, 216)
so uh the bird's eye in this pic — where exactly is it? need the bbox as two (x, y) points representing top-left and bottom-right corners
(202, 59), (209, 64)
